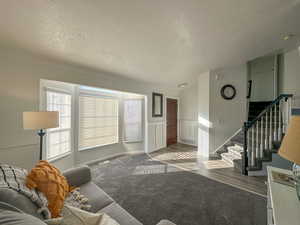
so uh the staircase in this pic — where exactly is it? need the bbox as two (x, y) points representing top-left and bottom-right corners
(216, 130), (244, 170)
(216, 94), (294, 175)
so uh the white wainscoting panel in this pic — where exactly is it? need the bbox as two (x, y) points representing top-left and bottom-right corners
(0, 144), (39, 170)
(0, 143), (74, 171)
(147, 121), (166, 153)
(179, 120), (198, 146)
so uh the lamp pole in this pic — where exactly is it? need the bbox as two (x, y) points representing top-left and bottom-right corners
(37, 129), (46, 160)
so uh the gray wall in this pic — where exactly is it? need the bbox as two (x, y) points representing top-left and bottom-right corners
(249, 55), (276, 102)
(188, 66), (248, 156)
(0, 45), (179, 170)
(179, 83), (198, 121)
(178, 81), (198, 146)
(279, 47), (300, 107)
(210, 65), (248, 152)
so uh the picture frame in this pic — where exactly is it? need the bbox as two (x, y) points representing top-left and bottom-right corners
(152, 92), (163, 117)
(247, 80), (252, 99)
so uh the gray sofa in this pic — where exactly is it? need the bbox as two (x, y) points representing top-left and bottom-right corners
(0, 165), (175, 225)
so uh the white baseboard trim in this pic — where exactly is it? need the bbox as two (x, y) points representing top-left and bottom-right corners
(83, 151), (143, 166)
(178, 140), (197, 147)
(147, 147), (165, 154)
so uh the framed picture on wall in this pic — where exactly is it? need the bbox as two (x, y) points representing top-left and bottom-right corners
(152, 92), (163, 117)
(247, 80), (252, 99)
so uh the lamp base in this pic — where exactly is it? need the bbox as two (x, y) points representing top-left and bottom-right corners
(292, 163), (300, 200)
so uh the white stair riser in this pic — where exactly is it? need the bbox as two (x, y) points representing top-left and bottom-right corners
(228, 149), (242, 159)
(227, 145), (243, 159)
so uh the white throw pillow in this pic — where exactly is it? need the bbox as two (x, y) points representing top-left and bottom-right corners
(45, 205), (119, 225)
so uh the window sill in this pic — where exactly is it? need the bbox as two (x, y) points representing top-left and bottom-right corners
(78, 142), (119, 152)
(47, 152), (72, 163)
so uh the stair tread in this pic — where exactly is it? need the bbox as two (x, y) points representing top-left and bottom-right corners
(230, 140), (244, 147)
(228, 145), (243, 157)
(247, 166), (262, 171)
(221, 152), (242, 160)
(229, 144), (243, 151)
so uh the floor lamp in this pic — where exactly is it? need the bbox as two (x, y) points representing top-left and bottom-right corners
(23, 111), (59, 160)
(278, 116), (300, 200)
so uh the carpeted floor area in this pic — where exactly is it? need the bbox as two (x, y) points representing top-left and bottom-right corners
(90, 154), (266, 225)
(150, 144), (267, 197)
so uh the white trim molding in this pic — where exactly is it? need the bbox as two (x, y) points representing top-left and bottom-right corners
(178, 119), (198, 146)
(146, 121), (166, 153)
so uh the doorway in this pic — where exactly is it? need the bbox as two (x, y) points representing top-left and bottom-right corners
(166, 98), (178, 146)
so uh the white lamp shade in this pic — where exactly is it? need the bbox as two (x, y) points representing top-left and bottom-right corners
(278, 116), (300, 165)
(23, 111), (59, 130)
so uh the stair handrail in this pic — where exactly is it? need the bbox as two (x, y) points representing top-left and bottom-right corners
(241, 94), (293, 175)
(245, 94), (293, 129)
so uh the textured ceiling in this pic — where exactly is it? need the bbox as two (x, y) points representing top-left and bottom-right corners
(0, 0), (300, 85)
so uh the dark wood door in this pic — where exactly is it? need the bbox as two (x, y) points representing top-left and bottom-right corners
(167, 98), (178, 146)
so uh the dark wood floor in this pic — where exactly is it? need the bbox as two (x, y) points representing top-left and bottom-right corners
(150, 143), (267, 197)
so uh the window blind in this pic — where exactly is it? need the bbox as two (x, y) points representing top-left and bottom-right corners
(79, 95), (119, 150)
(123, 99), (143, 142)
(46, 90), (72, 159)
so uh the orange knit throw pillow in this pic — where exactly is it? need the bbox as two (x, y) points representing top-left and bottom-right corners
(26, 160), (74, 218)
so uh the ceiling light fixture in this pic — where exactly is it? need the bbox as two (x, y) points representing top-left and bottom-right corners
(178, 83), (188, 88)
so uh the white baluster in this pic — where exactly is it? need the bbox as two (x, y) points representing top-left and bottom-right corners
(283, 100), (287, 133)
(288, 97), (292, 123)
(247, 128), (252, 167)
(274, 103), (277, 141)
(269, 107), (273, 148)
(260, 118), (264, 158)
(256, 123), (259, 159)
(251, 127), (255, 166)
(278, 100), (282, 140)
(265, 113), (269, 150)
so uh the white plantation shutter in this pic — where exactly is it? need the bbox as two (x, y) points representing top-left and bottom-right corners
(79, 94), (119, 150)
(46, 90), (72, 159)
(123, 99), (143, 142)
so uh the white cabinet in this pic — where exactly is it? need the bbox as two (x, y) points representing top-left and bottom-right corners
(267, 166), (300, 225)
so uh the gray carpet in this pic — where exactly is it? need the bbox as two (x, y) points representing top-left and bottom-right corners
(90, 154), (266, 225)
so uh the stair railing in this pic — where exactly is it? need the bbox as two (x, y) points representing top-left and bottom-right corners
(242, 94), (293, 175)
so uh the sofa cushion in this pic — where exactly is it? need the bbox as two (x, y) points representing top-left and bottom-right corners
(45, 205), (119, 225)
(0, 205), (46, 225)
(79, 182), (114, 213)
(0, 202), (23, 213)
(0, 188), (43, 219)
(98, 202), (142, 225)
(156, 220), (177, 225)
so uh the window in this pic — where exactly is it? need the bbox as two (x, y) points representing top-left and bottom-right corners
(79, 94), (119, 150)
(123, 99), (143, 142)
(46, 90), (72, 159)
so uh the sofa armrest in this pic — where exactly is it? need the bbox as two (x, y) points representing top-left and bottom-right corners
(63, 165), (92, 187)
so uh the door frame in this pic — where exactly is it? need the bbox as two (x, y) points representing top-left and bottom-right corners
(165, 96), (180, 146)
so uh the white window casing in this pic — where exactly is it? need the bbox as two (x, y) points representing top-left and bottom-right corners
(46, 90), (72, 160)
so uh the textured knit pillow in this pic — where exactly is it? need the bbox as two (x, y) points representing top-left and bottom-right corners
(26, 161), (74, 218)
